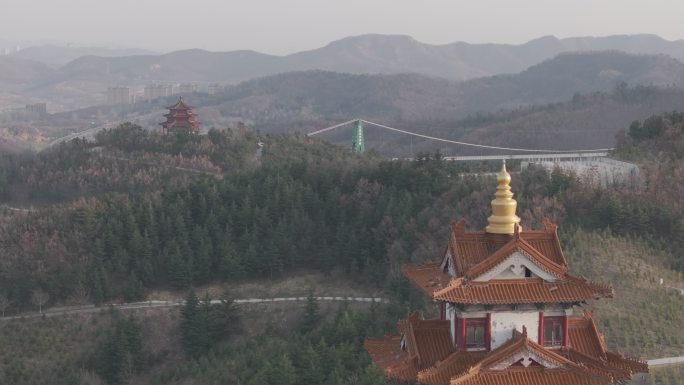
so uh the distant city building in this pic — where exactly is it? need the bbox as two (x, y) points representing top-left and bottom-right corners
(177, 83), (199, 95)
(160, 97), (200, 134)
(25, 103), (47, 116)
(1, 103), (48, 121)
(144, 84), (173, 100)
(107, 87), (132, 105)
(207, 83), (222, 95)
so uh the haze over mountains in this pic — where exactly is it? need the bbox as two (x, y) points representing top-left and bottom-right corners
(51, 51), (682, 155)
(12, 33), (684, 84)
(12, 45), (154, 67)
(124, 51), (684, 124)
(3, 33), (684, 153)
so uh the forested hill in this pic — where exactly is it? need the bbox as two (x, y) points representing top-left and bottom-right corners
(0, 126), (480, 308)
(0, 124), (260, 205)
(1, 121), (683, 384)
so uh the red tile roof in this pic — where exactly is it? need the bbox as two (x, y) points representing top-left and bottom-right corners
(568, 312), (608, 359)
(418, 350), (488, 385)
(447, 219), (567, 277)
(450, 366), (613, 385)
(564, 312), (648, 379)
(365, 312), (455, 381)
(463, 235), (568, 280)
(403, 262), (452, 297)
(432, 276), (613, 305)
(448, 328), (618, 385)
(364, 334), (418, 381)
(366, 314), (646, 385)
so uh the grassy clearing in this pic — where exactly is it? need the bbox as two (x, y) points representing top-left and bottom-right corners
(148, 269), (384, 302)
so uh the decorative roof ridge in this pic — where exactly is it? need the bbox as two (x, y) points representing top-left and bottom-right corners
(452, 219), (466, 236)
(433, 277), (465, 299)
(463, 235), (568, 280)
(166, 96), (194, 110)
(407, 317), (421, 365)
(565, 275), (615, 297)
(476, 328), (574, 370)
(447, 331), (614, 385)
(564, 347), (650, 381)
(604, 351), (649, 368)
(583, 310), (609, 356)
(545, 217), (569, 266)
(543, 218), (559, 233)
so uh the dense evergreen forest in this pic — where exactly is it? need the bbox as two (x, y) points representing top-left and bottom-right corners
(0, 116), (683, 384)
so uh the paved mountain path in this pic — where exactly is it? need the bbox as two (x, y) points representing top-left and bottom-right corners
(2, 296), (681, 370)
(0, 296), (388, 321)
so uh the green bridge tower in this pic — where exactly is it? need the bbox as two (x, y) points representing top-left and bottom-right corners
(352, 119), (365, 153)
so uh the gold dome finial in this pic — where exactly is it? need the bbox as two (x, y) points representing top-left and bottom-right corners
(486, 160), (521, 234)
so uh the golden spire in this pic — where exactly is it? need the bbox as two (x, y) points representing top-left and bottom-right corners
(486, 160), (521, 234)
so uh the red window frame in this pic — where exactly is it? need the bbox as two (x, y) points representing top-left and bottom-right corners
(542, 316), (565, 347)
(458, 315), (491, 350)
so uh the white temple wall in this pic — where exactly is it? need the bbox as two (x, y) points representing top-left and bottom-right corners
(447, 304), (456, 345)
(474, 252), (556, 282)
(491, 311), (539, 350)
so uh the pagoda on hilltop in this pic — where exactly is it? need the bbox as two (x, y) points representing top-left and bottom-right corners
(365, 161), (648, 385)
(160, 96), (200, 134)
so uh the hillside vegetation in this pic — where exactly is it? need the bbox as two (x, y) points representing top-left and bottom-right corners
(1, 113), (684, 384)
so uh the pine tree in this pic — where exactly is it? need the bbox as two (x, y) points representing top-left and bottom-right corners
(180, 289), (204, 357)
(300, 289), (320, 333)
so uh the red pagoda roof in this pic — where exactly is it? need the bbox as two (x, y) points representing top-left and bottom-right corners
(403, 218), (613, 305)
(447, 219), (567, 277)
(160, 96), (200, 133)
(364, 312), (455, 379)
(431, 276), (613, 305)
(368, 166), (647, 384)
(166, 96), (194, 111)
(365, 313), (647, 385)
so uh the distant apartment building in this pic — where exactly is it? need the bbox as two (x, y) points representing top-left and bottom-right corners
(144, 84), (173, 100)
(107, 87), (132, 105)
(1, 103), (48, 121)
(177, 83), (199, 95)
(207, 83), (222, 95)
(25, 103), (47, 116)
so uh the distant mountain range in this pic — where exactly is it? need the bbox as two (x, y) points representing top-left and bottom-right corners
(0, 35), (684, 121)
(181, 51), (684, 129)
(11, 45), (154, 67)
(41, 34), (684, 84)
(53, 50), (684, 154)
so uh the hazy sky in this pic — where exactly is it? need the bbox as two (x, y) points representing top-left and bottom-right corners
(2, 0), (684, 54)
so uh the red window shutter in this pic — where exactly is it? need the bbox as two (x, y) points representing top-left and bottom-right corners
(485, 313), (492, 351)
(459, 317), (467, 349)
(538, 311), (544, 345)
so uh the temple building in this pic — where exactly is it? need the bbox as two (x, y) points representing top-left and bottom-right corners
(365, 162), (648, 385)
(160, 96), (200, 134)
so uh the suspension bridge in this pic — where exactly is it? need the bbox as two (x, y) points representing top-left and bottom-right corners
(307, 119), (614, 161)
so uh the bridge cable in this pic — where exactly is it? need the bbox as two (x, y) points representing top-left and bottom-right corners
(306, 119), (359, 136)
(360, 120), (614, 153)
(307, 119), (614, 153)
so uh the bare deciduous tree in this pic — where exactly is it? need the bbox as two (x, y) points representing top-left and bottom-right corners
(0, 293), (9, 317)
(71, 280), (90, 305)
(31, 289), (50, 314)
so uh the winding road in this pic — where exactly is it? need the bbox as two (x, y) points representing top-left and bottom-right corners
(1, 296), (681, 369)
(0, 296), (388, 321)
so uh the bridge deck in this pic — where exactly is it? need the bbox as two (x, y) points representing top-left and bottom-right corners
(441, 152), (609, 161)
